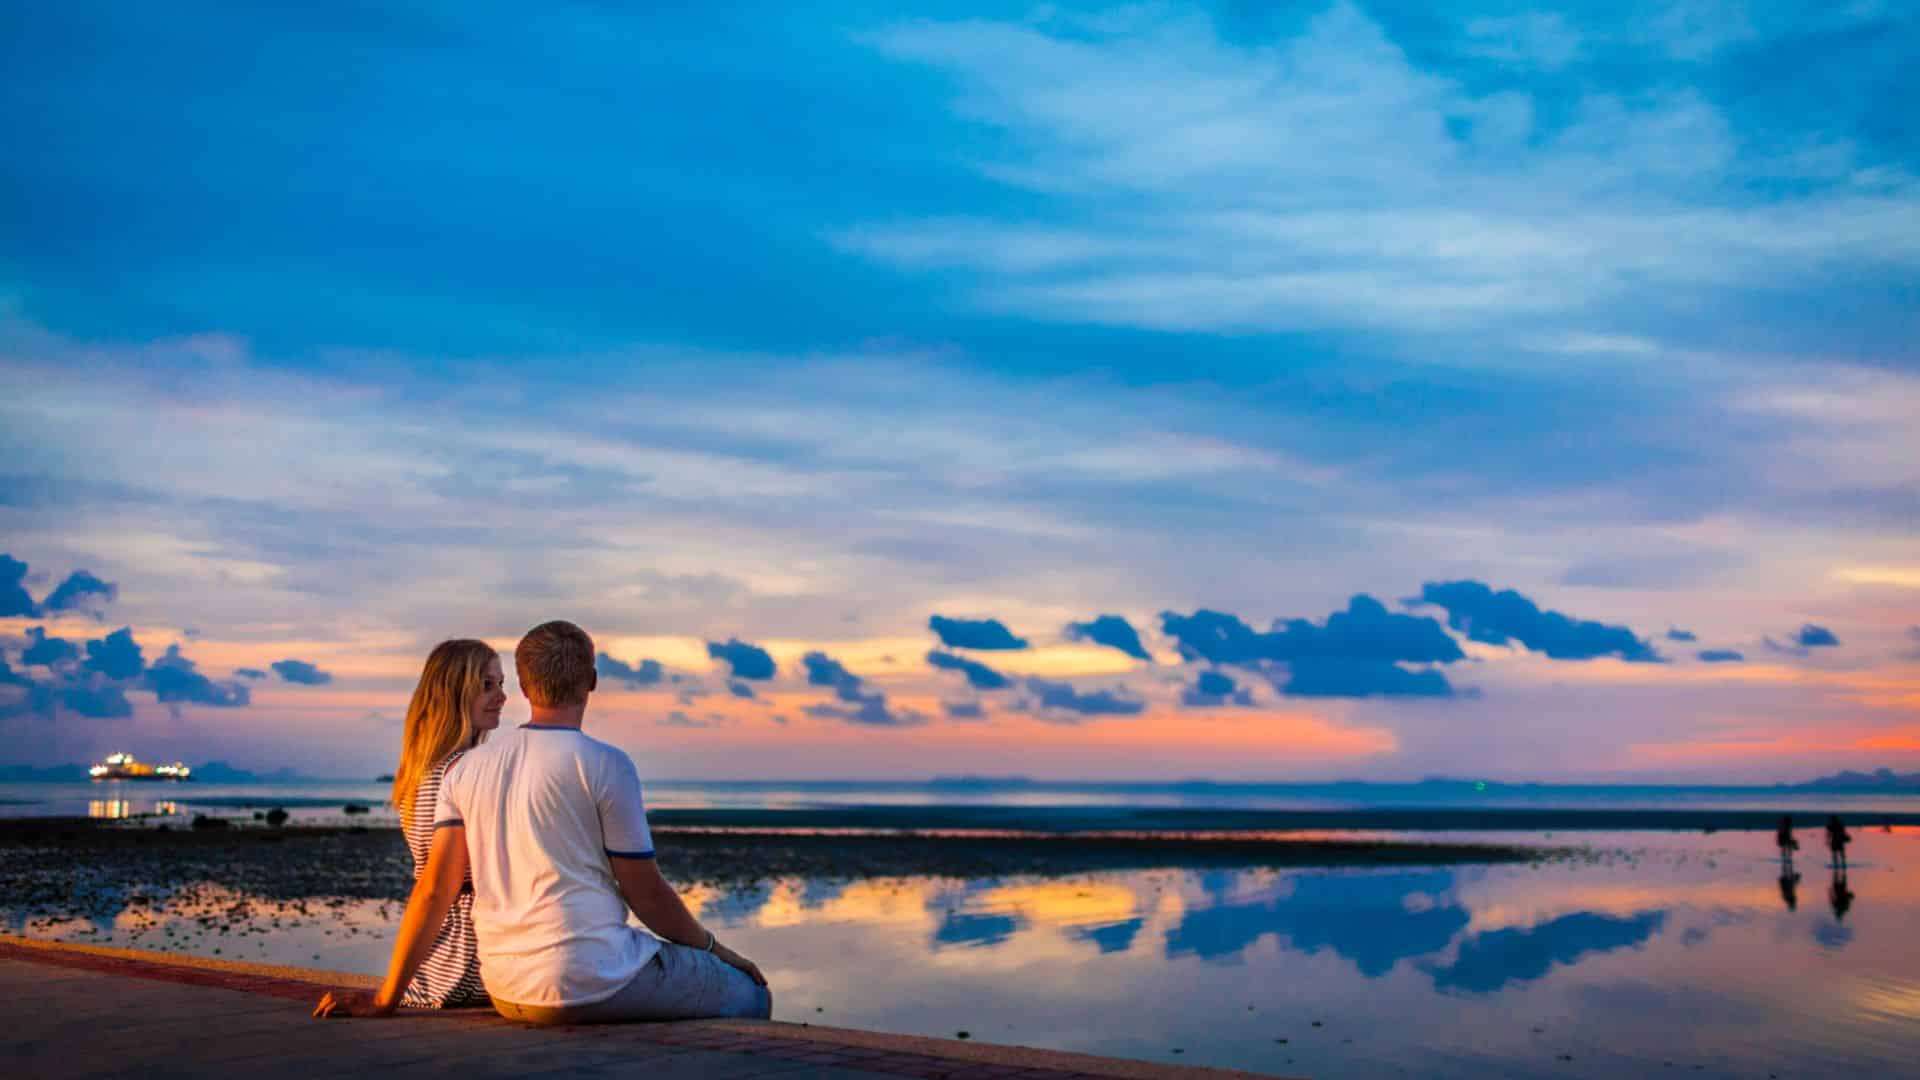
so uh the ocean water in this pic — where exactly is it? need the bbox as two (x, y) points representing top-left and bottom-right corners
(13, 826), (1918, 1078)
(7, 777), (1920, 824)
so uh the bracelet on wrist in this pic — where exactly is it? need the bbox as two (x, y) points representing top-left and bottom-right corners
(703, 930), (716, 953)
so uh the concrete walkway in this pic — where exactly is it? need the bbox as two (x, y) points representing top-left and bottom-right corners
(1, 936), (1293, 1079)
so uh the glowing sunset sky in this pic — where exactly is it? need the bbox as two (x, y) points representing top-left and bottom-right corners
(1, 3), (1915, 781)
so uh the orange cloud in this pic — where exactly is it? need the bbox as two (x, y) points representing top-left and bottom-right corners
(1629, 724), (1920, 764)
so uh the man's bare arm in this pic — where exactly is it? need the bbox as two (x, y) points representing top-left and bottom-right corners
(610, 856), (767, 986)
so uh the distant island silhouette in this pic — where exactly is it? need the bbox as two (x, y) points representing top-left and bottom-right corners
(1787, 769), (1920, 792)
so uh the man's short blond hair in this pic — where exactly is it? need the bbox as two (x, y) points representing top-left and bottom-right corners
(516, 620), (596, 707)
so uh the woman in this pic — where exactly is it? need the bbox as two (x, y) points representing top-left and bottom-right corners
(313, 639), (506, 1016)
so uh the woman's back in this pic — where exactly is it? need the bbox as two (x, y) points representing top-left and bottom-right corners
(399, 753), (488, 1008)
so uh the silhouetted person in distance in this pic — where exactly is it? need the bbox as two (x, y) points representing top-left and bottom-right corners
(1774, 815), (1801, 910)
(1828, 872), (1855, 922)
(1825, 815), (1851, 871)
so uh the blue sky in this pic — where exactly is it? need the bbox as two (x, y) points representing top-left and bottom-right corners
(1, 2), (1916, 780)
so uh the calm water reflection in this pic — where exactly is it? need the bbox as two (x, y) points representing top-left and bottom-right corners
(87, 798), (180, 819)
(16, 828), (1919, 1078)
(693, 828), (1920, 1078)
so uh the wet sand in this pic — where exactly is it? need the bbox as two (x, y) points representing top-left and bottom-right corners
(0, 815), (1552, 931)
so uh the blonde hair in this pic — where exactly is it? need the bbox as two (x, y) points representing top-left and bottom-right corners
(391, 639), (498, 821)
(515, 620), (596, 708)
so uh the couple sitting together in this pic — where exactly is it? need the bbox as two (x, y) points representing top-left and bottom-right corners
(313, 620), (770, 1024)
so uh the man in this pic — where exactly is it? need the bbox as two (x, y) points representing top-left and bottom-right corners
(318, 620), (769, 1023)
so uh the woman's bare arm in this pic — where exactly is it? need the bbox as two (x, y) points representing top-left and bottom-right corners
(313, 825), (470, 1018)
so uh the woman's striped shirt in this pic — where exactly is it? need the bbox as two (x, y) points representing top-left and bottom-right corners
(399, 752), (488, 1009)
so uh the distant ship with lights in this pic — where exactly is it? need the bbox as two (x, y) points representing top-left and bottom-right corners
(89, 752), (193, 781)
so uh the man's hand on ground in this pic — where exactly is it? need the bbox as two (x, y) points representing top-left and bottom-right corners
(312, 988), (394, 1019)
(712, 942), (767, 986)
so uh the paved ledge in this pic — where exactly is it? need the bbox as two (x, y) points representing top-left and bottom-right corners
(1, 934), (1295, 1079)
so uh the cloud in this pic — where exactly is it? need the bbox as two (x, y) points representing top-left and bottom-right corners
(83, 628), (145, 680)
(705, 638), (776, 680)
(1025, 677), (1144, 718)
(852, 5), (1920, 347)
(57, 680), (134, 719)
(1064, 614), (1151, 660)
(660, 710), (715, 728)
(1697, 649), (1745, 663)
(234, 667), (267, 679)
(270, 659), (333, 685)
(1765, 624), (1843, 656)
(1284, 656), (1455, 698)
(2, 626), (235, 723)
(799, 650), (919, 726)
(1905, 627), (1920, 661)
(929, 615), (1029, 650)
(1182, 669), (1253, 707)
(1163, 596), (1464, 666)
(598, 653), (666, 687)
(728, 680), (756, 699)
(39, 570), (117, 616)
(802, 696), (927, 727)
(0, 555), (34, 617)
(1457, 12), (1582, 72)
(943, 700), (985, 719)
(802, 651), (868, 701)
(1161, 595), (1463, 698)
(1666, 628), (1698, 642)
(0, 683), (50, 723)
(1558, 552), (1738, 590)
(926, 650), (1012, 690)
(0, 556), (119, 618)
(1796, 624), (1840, 648)
(20, 628), (77, 667)
(145, 644), (250, 708)
(1418, 581), (1661, 662)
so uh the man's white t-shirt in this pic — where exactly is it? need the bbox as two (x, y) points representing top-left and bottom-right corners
(434, 724), (660, 1007)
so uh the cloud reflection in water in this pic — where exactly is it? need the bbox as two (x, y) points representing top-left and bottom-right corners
(1429, 910), (1668, 993)
(1167, 869), (1467, 976)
